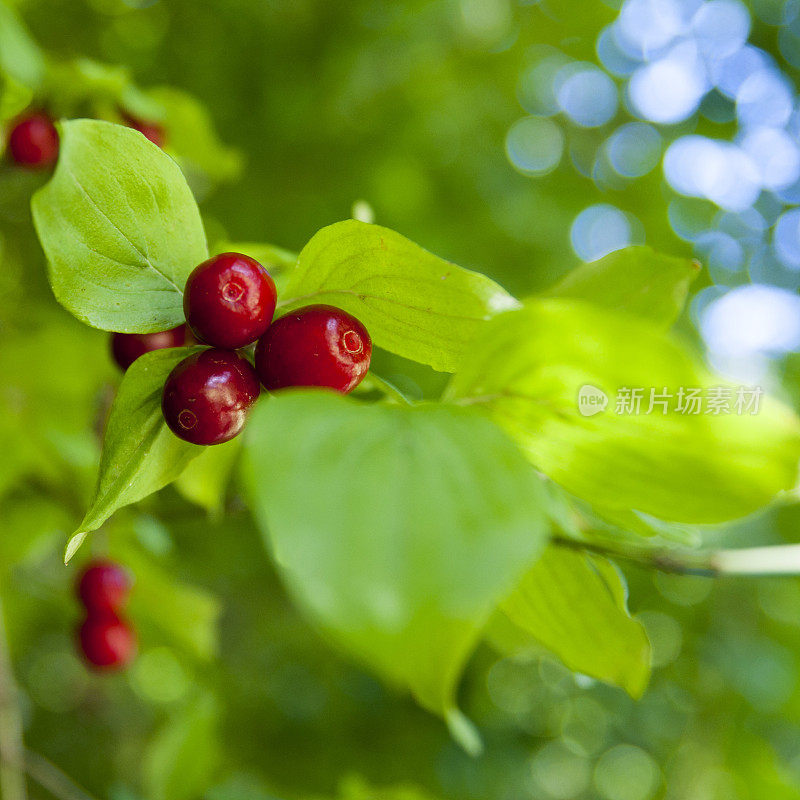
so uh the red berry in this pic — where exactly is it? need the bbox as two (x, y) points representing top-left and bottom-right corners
(79, 613), (136, 671)
(111, 325), (188, 371)
(162, 348), (260, 445)
(77, 561), (132, 613)
(8, 112), (59, 168)
(124, 114), (166, 148)
(254, 304), (372, 394)
(184, 253), (277, 349)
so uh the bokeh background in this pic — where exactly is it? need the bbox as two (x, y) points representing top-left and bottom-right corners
(6, 0), (800, 798)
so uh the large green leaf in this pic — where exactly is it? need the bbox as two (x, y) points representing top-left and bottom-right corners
(67, 347), (203, 562)
(32, 119), (208, 333)
(242, 391), (548, 746)
(280, 220), (518, 372)
(544, 246), (700, 328)
(446, 299), (800, 524)
(491, 546), (650, 697)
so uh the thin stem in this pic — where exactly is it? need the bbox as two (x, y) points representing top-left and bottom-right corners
(0, 596), (27, 800)
(24, 750), (99, 800)
(552, 535), (800, 577)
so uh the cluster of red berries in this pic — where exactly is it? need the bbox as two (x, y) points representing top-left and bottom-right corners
(6, 110), (164, 169)
(76, 561), (136, 671)
(111, 253), (372, 445)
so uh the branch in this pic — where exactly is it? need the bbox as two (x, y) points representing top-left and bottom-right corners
(24, 750), (99, 800)
(552, 535), (800, 577)
(0, 596), (27, 800)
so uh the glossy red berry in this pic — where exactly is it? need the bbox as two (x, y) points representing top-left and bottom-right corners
(77, 561), (132, 613)
(124, 114), (166, 148)
(111, 325), (188, 371)
(79, 614), (136, 671)
(184, 253), (277, 349)
(254, 304), (372, 394)
(8, 112), (59, 168)
(162, 348), (260, 445)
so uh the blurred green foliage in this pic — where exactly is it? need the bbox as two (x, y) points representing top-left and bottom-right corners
(4, 1), (800, 799)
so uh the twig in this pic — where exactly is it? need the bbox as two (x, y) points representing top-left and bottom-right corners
(24, 750), (99, 800)
(0, 596), (27, 800)
(552, 535), (800, 577)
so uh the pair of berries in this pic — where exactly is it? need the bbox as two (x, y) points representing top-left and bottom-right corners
(76, 561), (136, 671)
(112, 252), (372, 446)
(7, 111), (165, 169)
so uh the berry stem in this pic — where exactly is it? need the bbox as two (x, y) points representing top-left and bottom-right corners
(0, 596), (27, 800)
(552, 534), (800, 577)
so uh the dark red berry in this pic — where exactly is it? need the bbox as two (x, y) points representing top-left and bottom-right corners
(124, 114), (166, 148)
(162, 348), (260, 445)
(111, 325), (187, 371)
(77, 561), (132, 613)
(79, 613), (136, 671)
(254, 304), (372, 394)
(8, 112), (59, 168)
(184, 253), (277, 349)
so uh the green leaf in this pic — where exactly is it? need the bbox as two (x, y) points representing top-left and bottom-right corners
(0, 2), (45, 88)
(143, 693), (221, 800)
(68, 347), (204, 562)
(242, 391), (548, 740)
(491, 546), (650, 697)
(174, 437), (241, 516)
(145, 86), (242, 183)
(280, 220), (519, 372)
(544, 246), (701, 328)
(32, 119), (208, 333)
(446, 299), (800, 524)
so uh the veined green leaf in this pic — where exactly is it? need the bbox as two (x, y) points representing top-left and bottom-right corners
(544, 246), (701, 328)
(491, 546), (650, 697)
(446, 299), (800, 524)
(280, 220), (519, 372)
(242, 391), (548, 745)
(67, 347), (204, 562)
(32, 119), (208, 333)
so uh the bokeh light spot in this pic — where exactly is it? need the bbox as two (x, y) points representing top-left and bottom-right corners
(505, 117), (564, 176)
(571, 204), (634, 260)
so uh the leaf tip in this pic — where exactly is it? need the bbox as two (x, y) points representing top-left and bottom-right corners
(64, 531), (88, 564)
(445, 707), (483, 757)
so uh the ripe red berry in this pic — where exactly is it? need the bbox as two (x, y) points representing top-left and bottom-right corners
(111, 325), (188, 371)
(162, 348), (260, 445)
(8, 112), (59, 168)
(254, 304), (372, 394)
(77, 561), (132, 613)
(79, 614), (136, 671)
(124, 114), (166, 148)
(184, 253), (277, 349)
